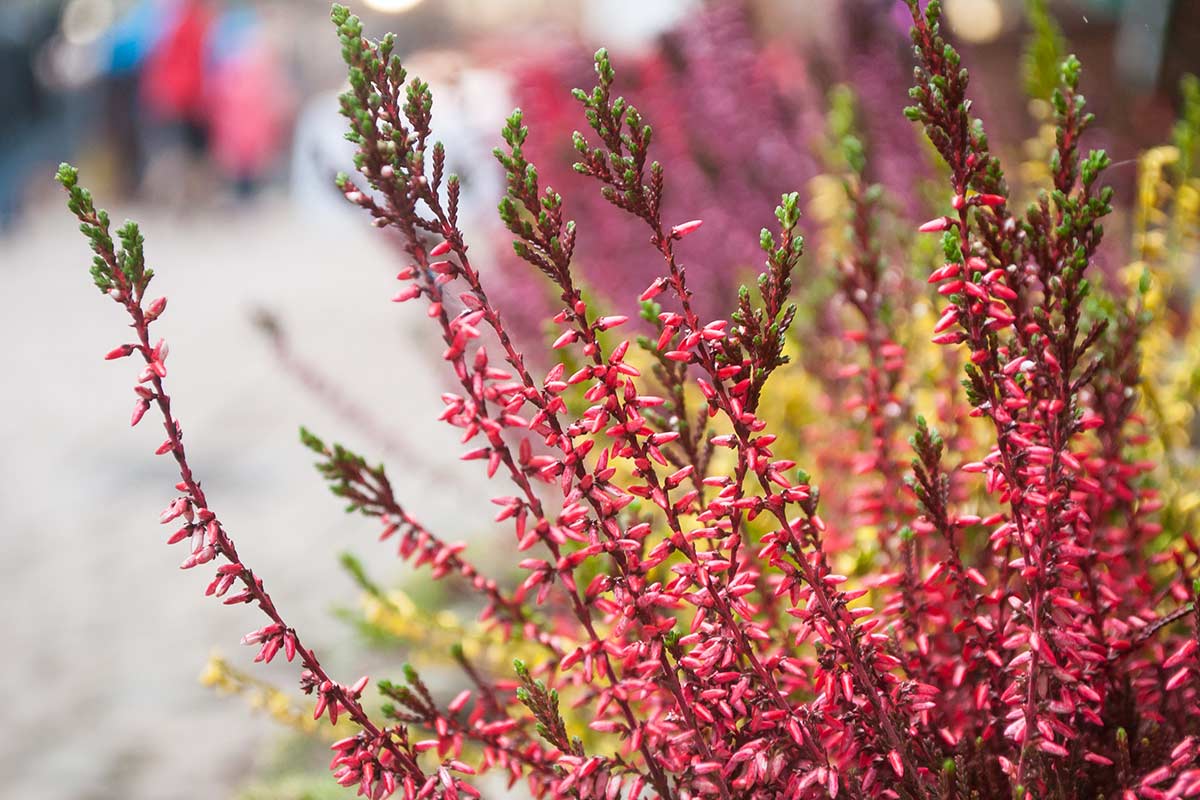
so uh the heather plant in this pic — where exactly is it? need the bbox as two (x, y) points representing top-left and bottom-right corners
(58, 2), (1200, 799)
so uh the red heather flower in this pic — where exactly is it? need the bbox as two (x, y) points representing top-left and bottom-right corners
(58, 2), (1200, 799)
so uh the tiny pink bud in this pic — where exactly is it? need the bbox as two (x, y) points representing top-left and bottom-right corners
(670, 219), (703, 239)
(159, 497), (188, 524)
(430, 240), (453, 257)
(933, 308), (960, 333)
(106, 344), (137, 360)
(1165, 639), (1197, 669)
(928, 262), (961, 282)
(392, 286), (421, 303)
(595, 315), (628, 331)
(1038, 740), (1069, 758)
(918, 216), (954, 233)
(131, 399), (150, 427)
(552, 330), (578, 349)
(145, 296), (168, 320)
(639, 278), (666, 301)
(448, 690), (472, 714)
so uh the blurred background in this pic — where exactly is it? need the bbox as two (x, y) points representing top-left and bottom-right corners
(0, 0), (1196, 798)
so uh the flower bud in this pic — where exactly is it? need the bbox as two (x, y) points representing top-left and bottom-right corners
(145, 296), (167, 321)
(670, 219), (703, 239)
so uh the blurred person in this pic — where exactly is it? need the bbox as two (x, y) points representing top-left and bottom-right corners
(138, 0), (215, 205)
(141, 0), (212, 143)
(205, 3), (293, 197)
(0, 1), (66, 229)
(100, 0), (171, 196)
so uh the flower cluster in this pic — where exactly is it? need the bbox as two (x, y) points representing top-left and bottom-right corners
(61, 2), (1200, 798)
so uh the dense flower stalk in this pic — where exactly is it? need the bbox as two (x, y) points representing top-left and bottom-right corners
(56, 163), (430, 798)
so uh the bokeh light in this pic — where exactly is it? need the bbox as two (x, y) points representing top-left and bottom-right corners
(944, 0), (1006, 44)
(362, 0), (427, 13)
(61, 0), (115, 46)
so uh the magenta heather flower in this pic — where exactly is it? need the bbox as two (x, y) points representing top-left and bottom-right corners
(58, 2), (1200, 798)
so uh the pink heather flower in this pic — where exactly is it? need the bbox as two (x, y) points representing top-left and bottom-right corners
(391, 285), (421, 303)
(670, 219), (704, 238)
(918, 216), (954, 232)
(145, 296), (167, 320)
